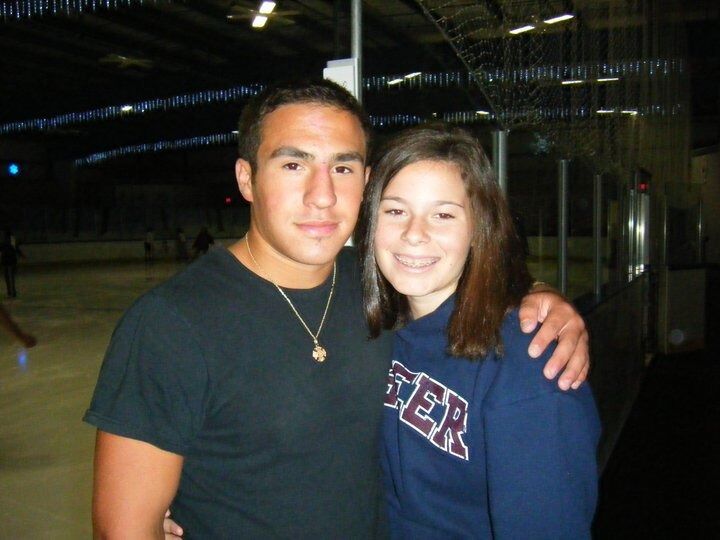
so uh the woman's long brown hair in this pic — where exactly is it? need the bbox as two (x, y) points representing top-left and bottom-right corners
(355, 123), (532, 358)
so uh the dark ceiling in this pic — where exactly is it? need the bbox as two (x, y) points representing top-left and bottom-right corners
(0, 0), (718, 162)
(0, 0), (469, 160)
(0, 0), (461, 117)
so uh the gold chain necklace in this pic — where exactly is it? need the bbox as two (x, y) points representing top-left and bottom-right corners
(245, 236), (335, 363)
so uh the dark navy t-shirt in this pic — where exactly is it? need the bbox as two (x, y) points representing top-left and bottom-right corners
(85, 246), (392, 538)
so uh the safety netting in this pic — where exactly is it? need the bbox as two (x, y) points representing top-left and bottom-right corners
(415, 0), (690, 184)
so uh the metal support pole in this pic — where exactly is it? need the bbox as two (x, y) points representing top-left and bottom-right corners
(351, 0), (362, 103)
(558, 159), (569, 295)
(697, 198), (704, 264)
(333, 0), (341, 58)
(538, 208), (544, 277)
(661, 194), (668, 267)
(628, 172), (638, 279)
(593, 173), (603, 300)
(492, 130), (508, 194)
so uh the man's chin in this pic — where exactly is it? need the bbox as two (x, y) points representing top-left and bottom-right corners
(278, 236), (340, 263)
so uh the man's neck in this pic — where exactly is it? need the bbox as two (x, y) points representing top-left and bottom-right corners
(228, 234), (335, 289)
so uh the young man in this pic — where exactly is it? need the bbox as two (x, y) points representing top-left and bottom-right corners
(85, 80), (590, 539)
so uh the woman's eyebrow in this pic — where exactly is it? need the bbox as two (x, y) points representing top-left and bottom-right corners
(380, 195), (464, 207)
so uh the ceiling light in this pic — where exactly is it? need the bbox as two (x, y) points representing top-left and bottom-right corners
(621, 110), (638, 115)
(543, 14), (574, 24)
(387, 78), (404, 85)
(561, 79), (584, 85)
(404, 72), (421, 79)
(475, 110), (490, 115)
(120, 105), (133, 112)
(597, 77), (620, 83)
(252, 15), (268, 28)
(258, 1), (276, 14)
(509, 25), (535, 35)
(596, 109), (615, 114)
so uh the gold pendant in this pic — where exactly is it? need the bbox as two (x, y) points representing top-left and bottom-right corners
(313, 344), (327, 363)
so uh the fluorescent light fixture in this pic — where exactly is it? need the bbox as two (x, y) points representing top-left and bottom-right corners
(252, 15), (268, 28)
(387, 78), (404, 85)
(621, 110), (638, 115)
(561, 79), (584, 85)
(404, 72), (422, 79)
(597, 77), (620, 82)
(475, 110), (490, 115)
(120, 105), (133, 112)
(232, 130), (239, 134)
(509, 25), (535, 35)
(258, 1), (276, 14)
(544, 14), (574, 24)
(596, 109), (615, 114)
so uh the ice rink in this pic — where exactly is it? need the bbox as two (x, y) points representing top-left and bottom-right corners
(0, 260), (186, 538)
(0, 253), (597, 538)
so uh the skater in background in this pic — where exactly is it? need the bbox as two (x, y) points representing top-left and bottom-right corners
(192, 226), (214, 258)
(144, 228), (155, 263)
(1, 230), (22, 298)
(0, 304), (36, 348)
(175, 228), (189, 262)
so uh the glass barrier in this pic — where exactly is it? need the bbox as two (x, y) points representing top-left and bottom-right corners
(566, 160), (595, 300)
(663, 182), (703, 266)
(505, 142), (559, 290)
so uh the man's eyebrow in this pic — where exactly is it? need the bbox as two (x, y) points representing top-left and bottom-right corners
(269, 146), (314, 160)
(267, 147), (364, 164)
(333, 151), (365, 164)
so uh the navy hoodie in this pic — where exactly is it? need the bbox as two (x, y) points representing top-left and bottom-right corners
(381, 298), (600, 539)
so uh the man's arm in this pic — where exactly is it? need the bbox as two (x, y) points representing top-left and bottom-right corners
(93, 431), (183, 539)
(518, 284), (589, 391)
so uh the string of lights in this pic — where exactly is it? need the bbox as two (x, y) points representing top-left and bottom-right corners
(0, 0), (161, 20)
(73, 102), (687, 167)
(73, 115), (429, 167)
(379, 104), (687, 127)
(1, 59), (683, 136)
(0, 84), (266, 135)
(367, 58), (681, 89)
(74, 132), (237, 167)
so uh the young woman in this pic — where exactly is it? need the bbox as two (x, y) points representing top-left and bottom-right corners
(355, 123), (600, 538)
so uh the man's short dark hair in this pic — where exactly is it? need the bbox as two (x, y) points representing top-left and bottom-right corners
(237, 79), (372, 173)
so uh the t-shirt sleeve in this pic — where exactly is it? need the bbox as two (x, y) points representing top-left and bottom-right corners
(83, 292), (208, 455)
(484, 384), (600, 539)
